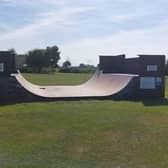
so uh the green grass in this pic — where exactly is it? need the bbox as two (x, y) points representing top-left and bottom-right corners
(22, 73), (92, 85)
(0, 74), (168, 168)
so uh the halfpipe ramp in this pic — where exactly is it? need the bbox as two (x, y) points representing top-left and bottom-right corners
(11, 71), (138, 99)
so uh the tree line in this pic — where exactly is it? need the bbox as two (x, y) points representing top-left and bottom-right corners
(26, 46), (60, 72)
(10, 46), (96, 73)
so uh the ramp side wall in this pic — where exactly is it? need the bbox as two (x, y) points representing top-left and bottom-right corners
(99, 55), (166, 98)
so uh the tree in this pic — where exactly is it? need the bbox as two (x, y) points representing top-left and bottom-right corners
(26, 49), (47, 72)
(63, 60), (71, 68)
(26, 45), (61, 73)
(45, 46), (60, 68)
(79, 63), (86, 68)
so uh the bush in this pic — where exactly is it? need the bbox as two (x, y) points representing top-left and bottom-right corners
(58, 67), (72, 73)
(19, 65), (57, 74)
(40, 67), (57, 74)
(19, 66), (33, 73)
(58, 67), (96, 73)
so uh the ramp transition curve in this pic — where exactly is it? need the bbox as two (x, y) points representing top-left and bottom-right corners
(11, 71), (137, 99)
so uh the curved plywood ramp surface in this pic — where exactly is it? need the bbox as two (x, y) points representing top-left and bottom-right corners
(12, 71), (137, 98)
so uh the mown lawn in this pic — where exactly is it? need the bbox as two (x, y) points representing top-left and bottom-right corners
(0, 73), (168, 168)
(22, 73), (92, 85)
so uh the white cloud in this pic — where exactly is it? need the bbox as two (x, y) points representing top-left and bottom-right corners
(0, 0), (32, 5)
(0, 22), (11, 32)
(0, 6), (94, 41)
(1, 20), (168, 66)
(106, 12), (152, 23)
(39, 0), (66, 6)
(0, 0), (66, 8)
(0, 0), (168, 66)
(60, 24), (168, 65)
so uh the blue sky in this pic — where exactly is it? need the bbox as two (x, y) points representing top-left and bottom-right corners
(0, 0), (168, 65)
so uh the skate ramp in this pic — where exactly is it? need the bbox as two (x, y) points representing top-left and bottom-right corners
(12, 71), (137, 98)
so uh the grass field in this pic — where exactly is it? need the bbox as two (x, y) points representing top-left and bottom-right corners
(22, 73), (92, 85)
(0, 73), (168, 168)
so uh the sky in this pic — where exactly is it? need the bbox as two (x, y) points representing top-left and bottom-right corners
(0, 0), (168, 65)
